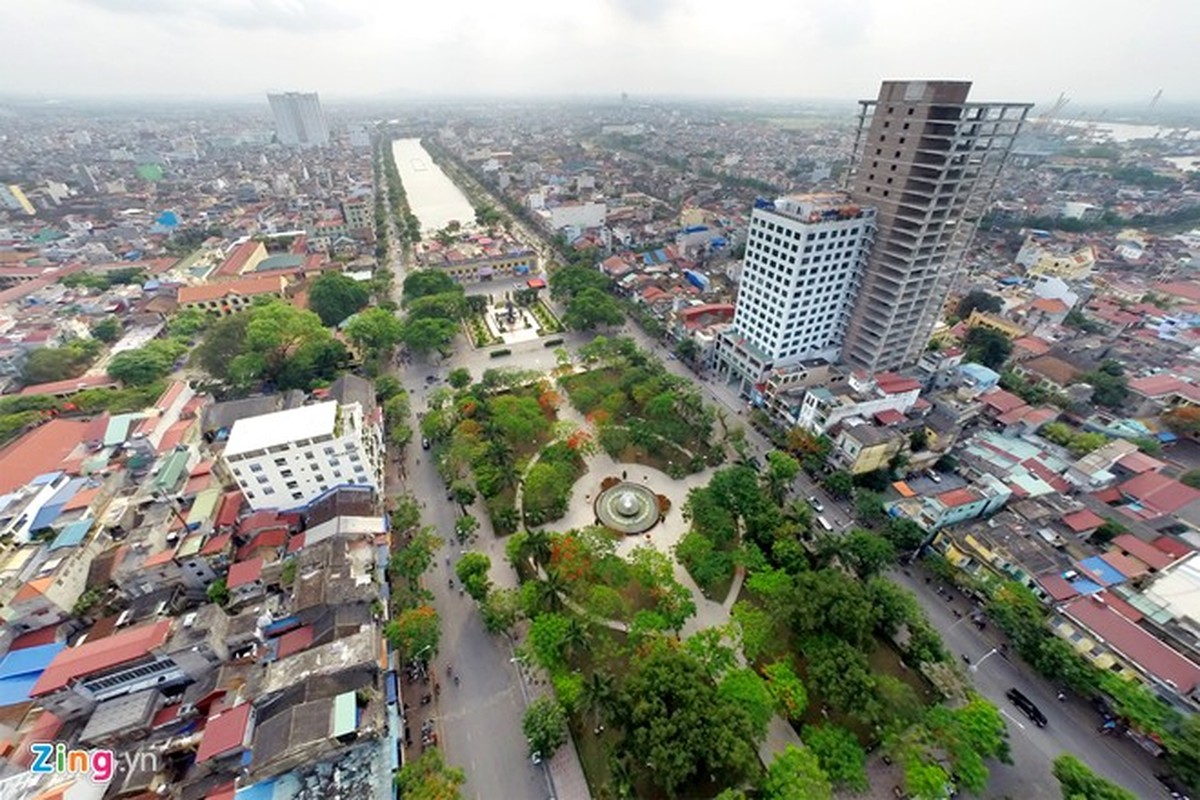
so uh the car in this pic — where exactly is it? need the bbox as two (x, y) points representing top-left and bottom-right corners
(425, 374), (437, 383)
(1005, 687), (1047, 727)
(926, 470), (942, 483)
(746, 456), (762, 472)
(421, 438), (431, 450)
(808, 496), (825, 513)
(816, 516), (834, 532)
(667, 353), (677, 360)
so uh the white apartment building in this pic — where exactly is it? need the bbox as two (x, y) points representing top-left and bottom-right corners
(267, 92), (330, 147)
(714, 193), (875, 397)
(222, 386), (383, 511)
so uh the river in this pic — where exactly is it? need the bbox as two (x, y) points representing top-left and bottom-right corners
(390, 138), (476, 233)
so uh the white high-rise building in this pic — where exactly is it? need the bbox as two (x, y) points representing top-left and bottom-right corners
(267, 92), (330, 147)
(714, 193), (875, 396)
(221, 376), (383, 511)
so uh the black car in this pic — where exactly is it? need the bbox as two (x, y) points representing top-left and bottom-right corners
(1006, 687), (1047, 727)
(421, 437), (431, 450)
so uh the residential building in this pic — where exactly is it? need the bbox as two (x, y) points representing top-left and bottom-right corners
(832, 421), (906, 474)
(267, 92), (329, 147)
(841, 80), (1031, 371)
(796, 370), (922, 434)
(176, 274), (288, 315)
(221, 376), (383, 511)
(715, 193), (874, 395)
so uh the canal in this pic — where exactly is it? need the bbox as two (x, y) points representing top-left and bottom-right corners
(390, 138), (476, 233)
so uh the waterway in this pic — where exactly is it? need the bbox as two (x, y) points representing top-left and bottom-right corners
(390, 138), (476, 233)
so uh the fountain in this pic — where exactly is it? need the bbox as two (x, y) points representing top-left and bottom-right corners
(594, 481), (661, 535)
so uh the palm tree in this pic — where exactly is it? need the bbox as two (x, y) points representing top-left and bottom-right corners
(562, 617), (591, 661)
(580, 670), (617, 732)
(524, 528), (554, 568)
(535, 570), (567, 613)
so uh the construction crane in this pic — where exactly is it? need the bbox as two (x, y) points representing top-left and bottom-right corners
(1035, 92), (1070, 133)
(1149, 89), (1163, 115)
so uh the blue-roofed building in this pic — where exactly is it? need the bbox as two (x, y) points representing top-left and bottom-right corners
(0, 641), (66, 707)
(29, 477), (89, 530)
(1078, 555), (1128, 587)
(958, 362), (1000, 393)
(50, 519), (91, 551)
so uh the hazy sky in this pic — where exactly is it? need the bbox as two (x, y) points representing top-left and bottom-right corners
(3, 0), (1198, 105)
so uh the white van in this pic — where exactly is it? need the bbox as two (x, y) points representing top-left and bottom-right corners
(816, 516), (833, 532)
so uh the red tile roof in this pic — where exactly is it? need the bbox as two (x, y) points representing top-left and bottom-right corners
(195, 703), (252, 763)
(1118, 472), (1200, 515)
(1128, 374), (1200, 403)
(1111, 533), (1176, 570)
(275, 625), (315, 660)
(1152, 536), (1194, 560)
(1062, 509), (1104, 533)
(227, 557), (264, 589)
(873, 409), (905, 426)
(1037, 572), (1080, 602)
(214, 241), (262, 279)
(30, 620), (173, 697)
(979, 387), (1027, 414)
(237, 528), (286, 560)
(1100, 550), (1148, 580)
(9, 626), (60, 651)
(200, 533), (232, 556)
(937, 488), (982, 508)
(0, 418), (99, 494)
(1031, 297), (1069, 314)
(1063, 594), (1200, 693)
(177, 274), (285, 306)
(875, 373), (922, 394)
(20, 374), (120, 396)
(215, 491), (243, 529)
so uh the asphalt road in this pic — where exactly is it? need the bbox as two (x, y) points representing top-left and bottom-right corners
(399, 359), (550, 800)
(889, 567), (1168, 799)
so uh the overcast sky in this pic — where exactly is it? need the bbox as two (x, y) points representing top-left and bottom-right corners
(3, 0), (1198, 106)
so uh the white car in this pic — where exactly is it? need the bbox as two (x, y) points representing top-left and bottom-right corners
(807, 496), (824, 513)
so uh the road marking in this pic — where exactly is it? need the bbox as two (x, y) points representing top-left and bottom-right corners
(1000, 709), (1026, 730)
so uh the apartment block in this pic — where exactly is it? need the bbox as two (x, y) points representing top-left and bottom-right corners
(841, 80), (1031, 371)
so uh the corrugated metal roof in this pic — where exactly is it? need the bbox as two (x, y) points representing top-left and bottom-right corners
(49, 519), (91, 550)
(153, 450), (190, 491)
(187, 488), (222, 527)
(332, 691), (356, 738)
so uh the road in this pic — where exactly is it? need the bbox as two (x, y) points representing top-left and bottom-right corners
(397, 358), (551, 800)
(889, 567), (1168, 799)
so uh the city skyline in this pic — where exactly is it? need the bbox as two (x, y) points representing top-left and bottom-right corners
(2, 0), (1198, 104)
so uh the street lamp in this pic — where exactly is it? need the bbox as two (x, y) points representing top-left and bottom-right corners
(968, 647), (998, 673)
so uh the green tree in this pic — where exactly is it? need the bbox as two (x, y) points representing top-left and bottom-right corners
(1083, 360), (1129, 409)
(206, 578), (229, 607)
(375, 374), (403, 401)
(526, 612), (576, 671)
(455, 551), (492, 601)
(394, 748), (466, 800)
(964, 326), (1013, 369)
(1052, 754), (1137, 800)
(107, 344), (178, 386)
(549, 263), (612, 300)
(762, 660), (808, 719)
(580, 670), (618, 731)
(731, 600), (777, 663)
(400, 317), (458, 353)
(448, 367), (472, 389)
(166, 307), (209, 339)
(385, 605), (441, 661)
(956, 290), (1003, 320)
(821, 470), (854, 500)
(345, 307), (404, 357)
(403, 269), (457, 301)
(804, 634), (878, 716)
(22, 341), (101, 384)
(886, 517), (928, 550)
(235, 301), (338, 387)
(192, 312), (250, 383)
(717, 668), (776, 737)
(764, 450), (801, 504)
(834, 529), (897, 579)
(389, 527), (440, 590)
(480, 587), (522, 634)
(760, 746), (832, 800)
(1168, 713), (1200, 795)
(407, 290), (468, 321)
(308, 271), (370, 326)
(90, 318), (122, 343)
(802, 724), (868, 792)
(523, 696), (568, 758)
(618, 641), (760, 796)
(563, 287), (624, 330)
